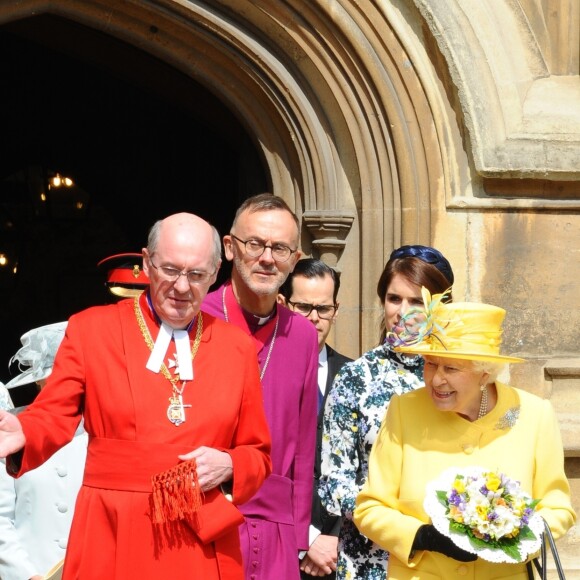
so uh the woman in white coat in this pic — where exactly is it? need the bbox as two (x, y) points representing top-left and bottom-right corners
(0, 322), (88, 580)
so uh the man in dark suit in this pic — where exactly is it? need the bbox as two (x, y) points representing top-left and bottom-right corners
(279, 259), (353, 579)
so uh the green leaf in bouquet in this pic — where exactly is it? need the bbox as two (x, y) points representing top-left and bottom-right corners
(449, 521), (467, 534)
(518, 526), (536, 541)
(498, 537), (523, 562)
(468, 535), (491, 551)
(436, 490), (448, 507)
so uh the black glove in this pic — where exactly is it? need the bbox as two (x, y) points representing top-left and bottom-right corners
(412, 525), (477, 562)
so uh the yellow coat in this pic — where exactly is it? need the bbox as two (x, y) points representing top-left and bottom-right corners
(354, 383), (576, 579)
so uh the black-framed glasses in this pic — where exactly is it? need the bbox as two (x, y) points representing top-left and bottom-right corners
(230, 233), (297, 263)
(287, 300), (337, 320)
(149, 256), (215, 285)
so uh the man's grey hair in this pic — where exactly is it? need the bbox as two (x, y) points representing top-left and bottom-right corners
(231, 193), (300, 239)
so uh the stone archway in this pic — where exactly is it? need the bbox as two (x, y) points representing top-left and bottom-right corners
(0, 0), (454, 356)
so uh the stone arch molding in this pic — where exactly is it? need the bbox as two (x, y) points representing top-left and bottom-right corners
(0, 0), (461, 244)
(2, 0), (461, 351)
(414, 0), (580, 181)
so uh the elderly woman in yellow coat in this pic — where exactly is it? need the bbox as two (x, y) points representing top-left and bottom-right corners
(354, 292), (576, 579)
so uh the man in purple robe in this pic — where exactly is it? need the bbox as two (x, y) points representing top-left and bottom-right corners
(203, 194), (318, 579)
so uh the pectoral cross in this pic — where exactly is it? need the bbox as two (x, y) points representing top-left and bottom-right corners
(167, 393), (192, 426)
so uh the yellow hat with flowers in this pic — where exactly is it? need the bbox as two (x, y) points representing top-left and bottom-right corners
(389, 288), (525, 364)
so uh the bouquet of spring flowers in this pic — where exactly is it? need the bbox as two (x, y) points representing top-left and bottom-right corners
(424, 466), (543, 563)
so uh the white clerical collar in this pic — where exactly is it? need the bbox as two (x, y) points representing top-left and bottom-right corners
(144, 292), (194, 380)
(146, 322), (193, 380)
(242, 307), (275, 327)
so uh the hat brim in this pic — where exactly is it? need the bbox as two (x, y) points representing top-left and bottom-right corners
(396, 345), (525, 364)
(5, 367), (51, 389)
(108, 285), (146, 298)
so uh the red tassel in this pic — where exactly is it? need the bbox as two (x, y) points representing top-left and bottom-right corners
(151, 459), (202, 525)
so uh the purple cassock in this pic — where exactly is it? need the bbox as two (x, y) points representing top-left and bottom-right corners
(203, 281), (318, 580)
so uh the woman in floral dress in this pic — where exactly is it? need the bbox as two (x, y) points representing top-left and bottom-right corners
(318, 245), (454, 579)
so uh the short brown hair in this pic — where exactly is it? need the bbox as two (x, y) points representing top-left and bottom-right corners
(232, 193), (300, 235)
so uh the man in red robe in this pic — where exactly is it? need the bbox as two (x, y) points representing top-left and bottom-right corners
(0, 213), (272, 579)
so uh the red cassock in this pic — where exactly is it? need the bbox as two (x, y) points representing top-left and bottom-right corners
(12, 295), (272, 579)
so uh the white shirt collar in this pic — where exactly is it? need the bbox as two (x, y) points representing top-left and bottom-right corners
(317, 345), (328, 396)
(318, 344), (328, 366)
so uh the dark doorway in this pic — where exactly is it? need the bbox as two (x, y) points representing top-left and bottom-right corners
(0, 14), (268, 399)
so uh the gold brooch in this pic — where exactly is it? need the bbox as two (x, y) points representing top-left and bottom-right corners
(495, 406), (520, 430)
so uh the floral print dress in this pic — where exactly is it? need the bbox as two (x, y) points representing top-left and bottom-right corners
(318, 344), (424, 579)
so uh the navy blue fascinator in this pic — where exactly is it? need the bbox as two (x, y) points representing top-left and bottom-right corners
(389, 245), (454, 285)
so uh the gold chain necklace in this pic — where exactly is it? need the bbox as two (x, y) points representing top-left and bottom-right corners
(134, 296), (203, 426)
